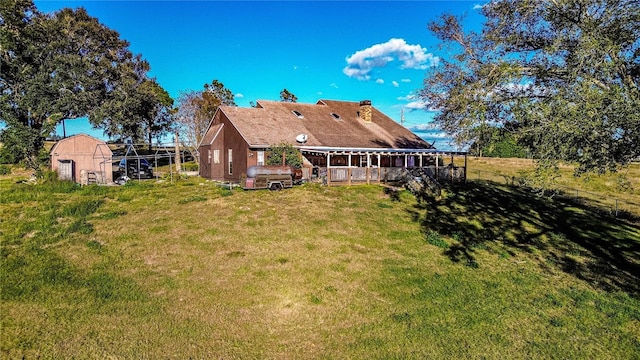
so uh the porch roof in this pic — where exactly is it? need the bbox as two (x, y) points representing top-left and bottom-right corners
(298, 146), (467, 156)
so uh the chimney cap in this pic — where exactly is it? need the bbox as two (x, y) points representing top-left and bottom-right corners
(359, 100), (371, 106)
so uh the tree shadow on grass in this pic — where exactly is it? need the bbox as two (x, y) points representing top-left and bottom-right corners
(411, 180), (640, 298)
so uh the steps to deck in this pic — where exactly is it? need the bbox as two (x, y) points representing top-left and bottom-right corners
(402, 168), (442, 197)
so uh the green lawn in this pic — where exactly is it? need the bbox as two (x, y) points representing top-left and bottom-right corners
(1, 169), (639, 358)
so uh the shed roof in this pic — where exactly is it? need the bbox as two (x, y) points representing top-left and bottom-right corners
(218, 99), (433, 150)
(50, 133), (112, 156)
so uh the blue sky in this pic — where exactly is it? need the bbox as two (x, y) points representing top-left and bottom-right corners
(34, 0), (487, 150)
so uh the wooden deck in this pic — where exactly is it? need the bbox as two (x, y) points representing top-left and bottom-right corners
(318, 165), (466, 186)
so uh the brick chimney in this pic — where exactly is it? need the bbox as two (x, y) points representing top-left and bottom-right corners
(359, 100), (372, 123)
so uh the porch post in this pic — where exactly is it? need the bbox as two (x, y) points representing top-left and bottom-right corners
(450, 153), (454, 184)
(348, 153), (352, 185)
(435, 152), (439, 181)
(326, 152), (331, 186)
(464, 153), (468, 183)
(367, 152), (371, 184)
(378, 153), (381, 183)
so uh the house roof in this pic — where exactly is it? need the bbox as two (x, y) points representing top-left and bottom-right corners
(200, 123), (224, 146)
(217, 99), (434, 150)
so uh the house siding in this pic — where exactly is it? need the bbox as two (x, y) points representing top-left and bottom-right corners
(222, 121), (248, 182)
(198, 111), (249, 182)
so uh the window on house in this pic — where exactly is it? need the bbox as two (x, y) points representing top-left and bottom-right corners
(213, 149), (220, 164)
(208, 150), (212, 163)
(292, 110), (304, 119)
(228, 149), (233, 175)
(257, 151), (264, 166)
(331, 113), (342, 121)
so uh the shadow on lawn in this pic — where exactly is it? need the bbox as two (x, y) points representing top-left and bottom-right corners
(411, 180), (640, 298)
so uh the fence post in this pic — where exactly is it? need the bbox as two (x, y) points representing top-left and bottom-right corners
(575, 189), (579, 201)
(615, 199), (619, 217)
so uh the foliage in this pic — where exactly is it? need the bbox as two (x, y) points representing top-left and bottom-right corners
(95, 78), (175, 147)
(0, 0), (171, 167)
(426, 230), (449, 248)
(421, 0), (640, 175)
(175, 80), (236, 161)
(265, 142), (302, 168)
(201, 80), (236, 118)
(0, 122), (42, 168)
(470, 125), (527, 158)
(181, 161), (199, 171)
(0, 165), (10, 175)
(482, 134), (527, 159)
(279, 88), (298, 102)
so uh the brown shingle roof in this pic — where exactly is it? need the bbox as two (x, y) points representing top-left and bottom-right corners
(219, 99), (433, 149)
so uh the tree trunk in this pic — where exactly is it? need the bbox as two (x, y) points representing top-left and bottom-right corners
(175, 132), (182, 172)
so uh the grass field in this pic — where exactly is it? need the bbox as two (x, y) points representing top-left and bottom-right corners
(1, 160), (639, 359)
(468, 157), (640, 217)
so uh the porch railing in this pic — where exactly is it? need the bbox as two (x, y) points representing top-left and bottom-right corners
(322, 166), (466, 185)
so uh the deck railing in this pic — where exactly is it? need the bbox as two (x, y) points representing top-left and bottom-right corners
(322, 165), (466, 185)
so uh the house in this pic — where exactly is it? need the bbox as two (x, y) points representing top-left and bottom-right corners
(198, 99), (466, 185)
(50, 134), (113, 184)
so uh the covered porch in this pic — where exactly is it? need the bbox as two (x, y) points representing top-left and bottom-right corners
(299, 147), (467, 186)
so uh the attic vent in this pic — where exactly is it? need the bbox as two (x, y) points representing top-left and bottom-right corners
(292, 110), (304, 119)
(330, 113), (342, 121)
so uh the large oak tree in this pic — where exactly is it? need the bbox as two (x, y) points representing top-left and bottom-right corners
(0, 0), (172, 168)
(421, 0), (640, 174)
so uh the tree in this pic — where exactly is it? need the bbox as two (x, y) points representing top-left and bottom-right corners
(201, 80), (236, 118)
(266, 143), (302, 168)
(470, 125), (527, 158)
(421, 0), (640, 175)
(174, 80), (236, 162)
(94, 75), (174, 148)
(0, 0), (163, 168)
(279, 88), (298, 102)
(141, 80), (174, 150)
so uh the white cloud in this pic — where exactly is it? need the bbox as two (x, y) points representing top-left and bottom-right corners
(376, 79), (384, 84)
(473, 3), (486, 10)
(401, 79), (411, 83)
(410, 123), (431, 131)
(404, 99), (439, 112)
(405, 100), (427, 110)
(392, 81), (399, 87)
(330, 83), (339, 89)
(235, 93), (244, 99)
(397, 93), (417, 101)
(343, 38), (439, 80)
(407, 124), (449, 138)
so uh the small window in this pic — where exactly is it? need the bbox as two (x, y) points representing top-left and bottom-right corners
(257, 151), (264, 166)
(213, 149), (220, 164)
(330, 113), (342, 121)
(228, 149), (233, 175)
(292, 110), (304, 119)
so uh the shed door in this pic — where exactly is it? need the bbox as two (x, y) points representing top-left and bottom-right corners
(58, 160), (74, 181)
